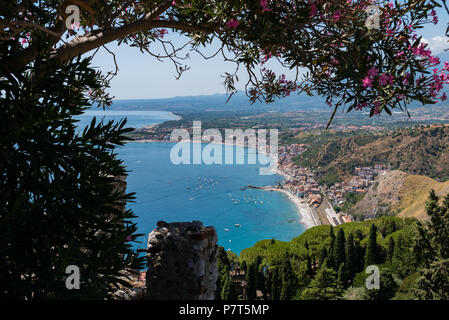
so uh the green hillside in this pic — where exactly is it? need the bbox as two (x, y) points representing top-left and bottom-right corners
(293, 124), (449, 186)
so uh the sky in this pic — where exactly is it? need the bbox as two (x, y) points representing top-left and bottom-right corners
(91, 7), (449, 100)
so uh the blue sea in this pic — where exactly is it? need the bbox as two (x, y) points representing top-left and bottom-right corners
(76, 109), (305, 254)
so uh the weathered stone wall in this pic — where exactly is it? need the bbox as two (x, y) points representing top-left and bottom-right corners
(145, 221), (218, 300)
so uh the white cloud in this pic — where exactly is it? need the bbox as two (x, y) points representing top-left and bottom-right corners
(421, 36), (449, 54)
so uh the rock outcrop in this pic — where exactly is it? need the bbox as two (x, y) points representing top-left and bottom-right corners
(145, 221), (218, 300)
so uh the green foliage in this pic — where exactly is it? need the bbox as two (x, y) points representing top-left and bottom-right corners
(333, 229), (346, 268)
(216, 246), (231, 300)
(337, 263), (347, 289)
(245, 260), (258, 300)
(341, 192), (366, 212)
(345, 233), (356, 282)
(367, 268), (398, 300)
(393, 272), (419, 300)
(300, 266), (341, 300)
(365, 224), (379, 267)
(387, 237), (395, 263)
(0, 57), (144, 299)
(280, 254), (296, 300)
(220, 274), (237, 300)
(414, 191), (449, 299)
(392, 231), (420, 278)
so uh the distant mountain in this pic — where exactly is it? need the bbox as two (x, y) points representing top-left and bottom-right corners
(109, 51), (448, 113)
(110, 91), (328, 112)
(348, 170), (449, 221)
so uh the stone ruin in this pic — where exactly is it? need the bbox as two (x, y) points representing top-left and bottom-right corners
(110, 175), (219, 300)
(144, 220), (218, 300)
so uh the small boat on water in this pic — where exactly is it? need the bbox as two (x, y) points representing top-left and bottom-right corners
(235, 224), (241, 227)
(224, 228), (230, 232)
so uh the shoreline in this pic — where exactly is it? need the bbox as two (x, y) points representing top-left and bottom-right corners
(263, 187), (320, 229)
(131, 134), (319, 230)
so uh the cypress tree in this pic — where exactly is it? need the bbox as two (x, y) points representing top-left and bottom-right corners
(387, 237), (395, 262)
(246, 263), (257, 300)
(345, 233), (355, 281)
(365, 224), (379, 267)
(334, 229), (346, 267)
(353, 239), (364, 273)
(337, 263), (347, 289)
(241, 260), (247, 274)
(270, 267), (281, 300)
(319, 246), (328, 268)
(329, 225), (336, 247)
(280, 258), (296, 300)
(221, 274), (237, 300)
(327, 246), (336, 270)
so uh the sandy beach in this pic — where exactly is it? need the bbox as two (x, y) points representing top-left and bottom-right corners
(263, 187), (321, 229)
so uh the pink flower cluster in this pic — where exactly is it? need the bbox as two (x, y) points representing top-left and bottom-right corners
(225, 19), (240, 29)
(260, 0), (272, 13)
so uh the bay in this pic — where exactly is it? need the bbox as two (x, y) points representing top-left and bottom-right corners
(77, 110), (305, 254)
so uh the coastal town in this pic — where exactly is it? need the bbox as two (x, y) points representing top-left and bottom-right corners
(132, 123), (390, 228)
(274, 143), (390, 227)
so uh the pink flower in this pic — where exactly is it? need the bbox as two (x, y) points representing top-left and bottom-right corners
(332, 10), (342, 23)
(443, 62), (449, 71)
(367, 67), (378, 77)
(362, 76), (373, 88)
(126, 236), (133, 242)
(225, 19), (240, 29)
(309, 3), (317, 18)
(260, 0), (272, 13)
(379, 73), (394, 86)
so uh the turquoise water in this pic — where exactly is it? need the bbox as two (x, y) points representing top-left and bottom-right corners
(77, 110), (305, 254)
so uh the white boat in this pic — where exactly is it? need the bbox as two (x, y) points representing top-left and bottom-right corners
(235, 224), (241, 227)
(224, 228), (230, 232)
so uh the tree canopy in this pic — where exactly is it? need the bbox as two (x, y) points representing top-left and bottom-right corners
(1, 0), (449, 117)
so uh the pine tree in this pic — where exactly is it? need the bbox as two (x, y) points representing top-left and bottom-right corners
(300, 265), (342, 300)
(367, 268), (398, 300)
(365, 224), (379, 267)
(415, 191), (449, 299)
(334, 229), (346, 268)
